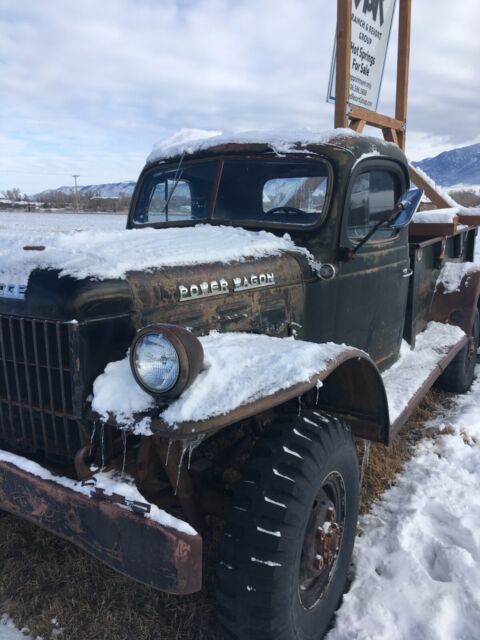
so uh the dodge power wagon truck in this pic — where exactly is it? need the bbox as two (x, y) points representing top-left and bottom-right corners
(0, 131), (479, 640)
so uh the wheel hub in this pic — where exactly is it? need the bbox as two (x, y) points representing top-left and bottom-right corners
(315, 507), (341, 572)
(298, 473), (346, 609)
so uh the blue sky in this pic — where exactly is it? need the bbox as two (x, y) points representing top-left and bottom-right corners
(1, 0), (479, 194)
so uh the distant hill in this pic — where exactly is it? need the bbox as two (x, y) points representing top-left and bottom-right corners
(31, 143), (480, 198)
(35, 181), (136, 199)
(414, 143), (480, 188)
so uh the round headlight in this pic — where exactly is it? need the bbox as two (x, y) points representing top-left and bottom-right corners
(130, 324), (204, 400)
(133, 332), (180, 393)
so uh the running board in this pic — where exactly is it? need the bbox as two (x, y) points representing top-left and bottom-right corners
(384, 322), (468, 440)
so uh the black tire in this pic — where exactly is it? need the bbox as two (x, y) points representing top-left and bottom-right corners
(217, 411), (359, 640)
(437, 309), (479, 393)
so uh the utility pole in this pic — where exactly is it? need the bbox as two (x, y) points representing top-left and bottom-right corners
(72, 174), (80, 213)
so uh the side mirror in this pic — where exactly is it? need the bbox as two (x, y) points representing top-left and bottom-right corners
(388, 188), (424, 229)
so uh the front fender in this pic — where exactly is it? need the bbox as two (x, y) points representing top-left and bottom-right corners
(149, 348), (390, 444)
(92, 334), (390, 445)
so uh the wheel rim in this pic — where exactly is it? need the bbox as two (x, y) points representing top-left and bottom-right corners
(298, 471), (346, 610)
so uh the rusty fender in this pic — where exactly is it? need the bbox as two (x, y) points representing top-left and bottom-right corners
(129, 349), (390, 445)
(431, 270), (480, 334)
(0, 454), (202, 594)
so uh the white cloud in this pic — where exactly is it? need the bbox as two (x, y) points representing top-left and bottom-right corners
(1, 0), (479, 192)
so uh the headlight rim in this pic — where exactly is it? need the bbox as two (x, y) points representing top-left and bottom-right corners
(130, 323), (203, 401)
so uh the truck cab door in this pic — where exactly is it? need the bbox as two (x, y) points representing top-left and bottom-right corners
(333, 162), (410, 370)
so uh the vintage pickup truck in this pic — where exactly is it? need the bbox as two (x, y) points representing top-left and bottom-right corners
(0, 131), (478, 639)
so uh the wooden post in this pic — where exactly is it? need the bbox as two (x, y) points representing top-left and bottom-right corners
(333, 0), (454, 213)
(395, 0), (412, 150)
(335, 0), (352, 129)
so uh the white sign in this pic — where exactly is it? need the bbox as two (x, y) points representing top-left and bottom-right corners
(327, 0), (397, 111)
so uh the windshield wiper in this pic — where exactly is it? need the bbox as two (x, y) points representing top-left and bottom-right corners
(163, 151), (186, 218)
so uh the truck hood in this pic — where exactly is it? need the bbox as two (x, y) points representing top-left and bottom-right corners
(0, 225), (310, 323)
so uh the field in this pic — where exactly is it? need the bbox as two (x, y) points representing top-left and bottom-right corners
(1, 211), (480, 640)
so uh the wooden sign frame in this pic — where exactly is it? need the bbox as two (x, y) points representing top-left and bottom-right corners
(334, 0), (450, 209)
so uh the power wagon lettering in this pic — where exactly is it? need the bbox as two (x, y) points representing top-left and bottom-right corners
(178, 272), (275, 301)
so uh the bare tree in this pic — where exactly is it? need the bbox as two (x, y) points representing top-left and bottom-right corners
(1, 188), (22, 202)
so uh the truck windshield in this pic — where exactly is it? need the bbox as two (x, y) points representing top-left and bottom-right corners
(132, 158), (329, 227)
(214, 159), (329, 226)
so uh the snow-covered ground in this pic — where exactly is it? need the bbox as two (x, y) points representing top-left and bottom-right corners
(0, 615), (37, 640)
(327, 372), (480, 640)
(0, 210), (127, 233)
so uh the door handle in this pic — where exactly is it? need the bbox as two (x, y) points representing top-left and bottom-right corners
(402, 268), (413, 278)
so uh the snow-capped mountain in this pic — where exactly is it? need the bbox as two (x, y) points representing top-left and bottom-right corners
(414, 142), (480, 188)
(32, 142), (480, 198)
(35, 181), (136, 199)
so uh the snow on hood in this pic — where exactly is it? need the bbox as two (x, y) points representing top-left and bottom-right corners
(147, 127), (359, 164)
(0, 223), (306, 283)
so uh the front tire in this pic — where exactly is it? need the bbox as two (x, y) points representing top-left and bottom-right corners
(217, 411), (359, 640)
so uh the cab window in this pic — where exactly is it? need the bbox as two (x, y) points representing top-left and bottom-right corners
(347, 171), (398, 242)
(133, 162), (217, 224)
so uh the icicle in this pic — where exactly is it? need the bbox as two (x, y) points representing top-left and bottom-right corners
(188, 442), (194, 470)
(360, 440), (371, 488)
(174, 442), (189, 495)
(121, 429), (127, 477)
(187, 434), (205, 470)
(90, 421), (97, 444)
(297, 397), (302, 416)
(165, 439), (173, 467)
(100, 422), (105, 470)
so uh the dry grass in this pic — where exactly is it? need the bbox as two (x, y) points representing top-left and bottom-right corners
(358, 388), (453, 513)
(0, 389), (453, 639)
(0, 514), (220, 640)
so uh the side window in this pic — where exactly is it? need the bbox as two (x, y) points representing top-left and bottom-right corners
(347, 171), (398, 242)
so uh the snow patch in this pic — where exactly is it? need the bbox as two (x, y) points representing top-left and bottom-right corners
(382, 322), (466, 424)
(412, 208), (459, 224)
(0, 615), (37, 640)
(0, 449), (196, 535)
(437, 261), (480, 293)
(92, 356), (154, 430)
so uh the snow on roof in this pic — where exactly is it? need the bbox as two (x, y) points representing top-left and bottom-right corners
(147, 127), (359, 164)
(1, 223), (306, 283)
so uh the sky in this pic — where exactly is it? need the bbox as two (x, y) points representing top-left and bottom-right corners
(1, 0), (479, 194)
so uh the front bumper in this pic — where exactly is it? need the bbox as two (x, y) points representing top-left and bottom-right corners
(0, 450), (202, 594)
